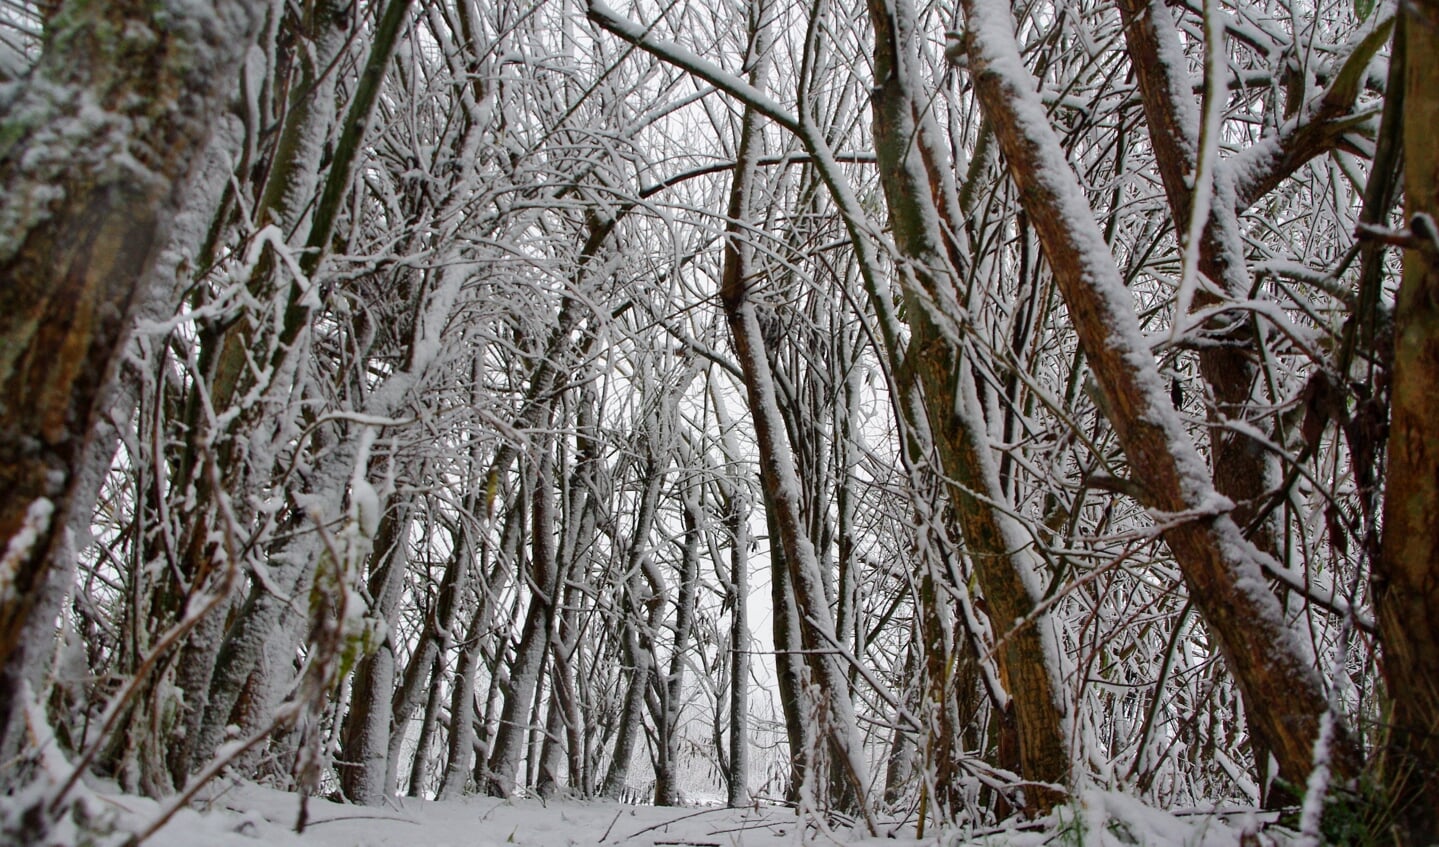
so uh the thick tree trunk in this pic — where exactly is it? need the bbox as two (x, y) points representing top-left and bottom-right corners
(1113, 0), (1303, 792)
(959, 0), (1357, 793)
(1376, 4), (1439, 841)
(865, 0), (1069, 811)
(172, 0), (411, 788)
(0, 0), (264, 768)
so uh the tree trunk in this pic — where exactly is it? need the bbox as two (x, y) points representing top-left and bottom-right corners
(337, 502), (415, 803)
(865, 0), (1069, 811)
(485, 450), (559, 797)
(1377, 4), (1439, 841)
(653, 488), (702, 805)
(406, 651), (447, 798)
(766, 488), (813, 804)
(599, 451), (666, 800)
(0, 0), (264, 764)
(715, 23), (875, 826)
(435, 500), (520, 800)
(724, 487), (750, 808)
(959, 0), (1357, 793)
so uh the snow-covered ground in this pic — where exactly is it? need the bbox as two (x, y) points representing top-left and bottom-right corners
(25, 781), (1280, 847)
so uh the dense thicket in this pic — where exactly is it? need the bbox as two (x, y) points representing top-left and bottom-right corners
(2, 0), (1435, 843)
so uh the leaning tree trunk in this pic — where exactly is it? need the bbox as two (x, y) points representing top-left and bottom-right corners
(1113, 0), (1386, 797)
(715, 22), (876, 828)
(959, 0), (1358, 794)
(865, 0), (1070, 811)
(0, 0), (264, 776)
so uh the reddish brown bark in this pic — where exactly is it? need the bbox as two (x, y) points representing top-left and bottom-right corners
(1376, 3), (1439, 841)
(960, 0), (1357, 795)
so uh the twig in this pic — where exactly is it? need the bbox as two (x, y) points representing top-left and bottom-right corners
(599, 809), (624, 842)
(302, 813), (422, 827)
(616, 807), (732, 840)
(705, 821), (790, 836)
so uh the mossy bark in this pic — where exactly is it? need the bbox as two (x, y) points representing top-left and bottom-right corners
(0, 0), (263, 761)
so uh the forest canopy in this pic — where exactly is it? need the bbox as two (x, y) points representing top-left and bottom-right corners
(2, 0), (1438, 844)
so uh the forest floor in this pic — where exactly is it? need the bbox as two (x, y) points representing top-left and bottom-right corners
(38, 780), (1283, 847)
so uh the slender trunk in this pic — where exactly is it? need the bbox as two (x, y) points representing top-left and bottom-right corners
(716, 25), (874, 827)
(536, 677), (568, 797)
(437, 596), (489, 800)
(400, 650), (442, 798)
(883, 640), (920, 807)
(652, 490), (701, 806)
(763, 490), (811, 802)
(540, 387), (599, 797)
(435, 502), (519, 800)
(337, 502), (414, 803)
(485, 450), (559, 797)
(524, 657), (550, 791)
(725, 489), (750, 808)
(600, 453), (666, 800)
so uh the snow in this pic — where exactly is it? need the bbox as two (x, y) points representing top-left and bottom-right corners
(585, 2), (800, 135)
(1171, 0), (1227, 342)
(964, 0), (1216, 505)
(0, 497), (54, 603)
(2, 779), (1289, 847)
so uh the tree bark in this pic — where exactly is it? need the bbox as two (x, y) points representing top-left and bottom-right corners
(0, 0), (264, 762)
(485, 449), (560, 797)
(715, 19), (876, 826)
(653, 487), (702, 805)
(866, 0), (1069, 811)
(720, 477), (751, 808)
(1376, 3), (1439, 841)
(337, 502), (414, 803)
(959, 0), (1357, 794)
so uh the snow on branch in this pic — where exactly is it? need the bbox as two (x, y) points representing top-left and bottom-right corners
(585, 1), (800, 134)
